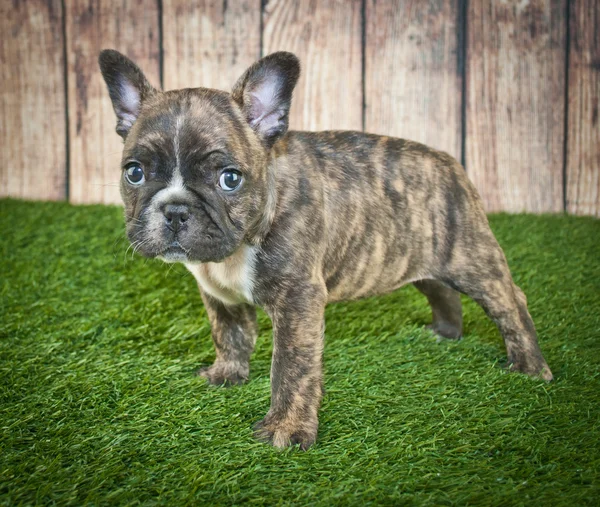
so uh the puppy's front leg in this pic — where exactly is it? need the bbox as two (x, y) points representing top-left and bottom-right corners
(255, 283), (327, 450)
(198, 290), (257, 386)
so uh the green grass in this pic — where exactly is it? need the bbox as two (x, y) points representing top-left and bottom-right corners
(1, 198), (599, 506)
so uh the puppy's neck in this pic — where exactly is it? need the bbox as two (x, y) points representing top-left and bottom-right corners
(185, 244), (258, 306)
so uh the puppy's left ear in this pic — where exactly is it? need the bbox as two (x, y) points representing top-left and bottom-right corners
(98, 49), (157, 139)
(232, 52), (300, 148)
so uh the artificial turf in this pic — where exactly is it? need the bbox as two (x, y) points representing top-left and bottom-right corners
(0, 198), (599, 506)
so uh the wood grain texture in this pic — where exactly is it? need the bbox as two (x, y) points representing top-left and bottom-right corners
(66, 0), (160, 204)
(263, 0), (363, 131)
(566, 0), (600, 217)
(465, 0), (566, 213)
(0, 0), (66, 200)
(163, 0), (261, 91)
(365, 0), (462, 160)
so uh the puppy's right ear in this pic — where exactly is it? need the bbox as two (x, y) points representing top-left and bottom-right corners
(98, 50), (157, 139)
(231, 52), (300, 149)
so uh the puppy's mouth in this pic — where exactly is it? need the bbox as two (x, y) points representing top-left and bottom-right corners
(130, 230), (239, 264)
(126, 204), (243, 263)
(159, 241), (189, 263)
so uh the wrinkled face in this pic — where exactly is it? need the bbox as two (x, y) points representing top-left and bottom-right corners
(121, 89), (267, 263)
(99, 49), (300, 264)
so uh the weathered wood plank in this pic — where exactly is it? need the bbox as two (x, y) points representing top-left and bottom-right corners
(162, 0), (261, 92)
(263, 0), (363, 131)
(465, 0), (566, 213)
(365, 0), (462, 160)
(66, 0), (160, 204)
(566, 0), (600, 217)
(0, 0), (66, 200)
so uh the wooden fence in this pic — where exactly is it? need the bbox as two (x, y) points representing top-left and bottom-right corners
(1, 0), (598, 215)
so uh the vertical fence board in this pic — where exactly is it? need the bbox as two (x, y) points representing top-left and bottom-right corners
(263, 0), (363, 131)
(365, 0), (462, 160)
(566, 0), (600, 217)
(163, 0), (261, 92)
(465, 0), (566, 213)
(0, 0), (66, 200)
(66, 0), (160, 204)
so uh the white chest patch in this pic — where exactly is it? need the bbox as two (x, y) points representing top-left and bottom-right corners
(185, 245), (258, 306)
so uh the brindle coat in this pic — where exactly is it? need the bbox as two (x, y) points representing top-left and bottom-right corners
(99, 50), (553, 450)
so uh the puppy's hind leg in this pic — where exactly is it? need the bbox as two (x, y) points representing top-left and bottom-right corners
(444, 242), (553, 381)
(414, 280), (463, 340)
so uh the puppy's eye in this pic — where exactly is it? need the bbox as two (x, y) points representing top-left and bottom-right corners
(218, 169), (242, 192)
(124, 163), (145, 185)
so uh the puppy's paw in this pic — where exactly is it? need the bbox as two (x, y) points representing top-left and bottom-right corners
(427, 321), (462, 341)
(507, 357), (553, 382)
(197, 360), (249, 386)
(253, 413), (318, 450)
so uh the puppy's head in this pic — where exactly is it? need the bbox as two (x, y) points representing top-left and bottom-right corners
(98, 50), (299, 263)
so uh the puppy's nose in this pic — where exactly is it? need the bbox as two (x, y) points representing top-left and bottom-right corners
(163, 204), (189, 231)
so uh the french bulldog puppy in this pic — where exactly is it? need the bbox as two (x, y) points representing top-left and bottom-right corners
(99, 49), (553, 450)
